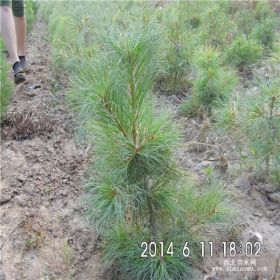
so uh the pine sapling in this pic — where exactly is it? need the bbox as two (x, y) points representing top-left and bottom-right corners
(225, 36), (262, 71)
(158, 2), (196, 92)
(181, 47), (237, 116)
(245, 78), (280, 181)
(69, 28), (232, 279)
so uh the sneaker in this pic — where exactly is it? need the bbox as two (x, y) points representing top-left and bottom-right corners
(13, 61), (26, 85)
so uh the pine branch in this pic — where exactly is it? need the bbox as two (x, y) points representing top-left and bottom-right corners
(102, 95), (128, 138)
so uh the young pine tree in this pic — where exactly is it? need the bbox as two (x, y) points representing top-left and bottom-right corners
(69, 28), (231, 279)
(199, 5), (234, 49)
(181, 47), (237, 116)
(245, 78), (280, 183)
(225, 36), (262, 71)
(251, 1), (278, 49)
(214, 77), (280, 185)
(158, 1), (197, 92)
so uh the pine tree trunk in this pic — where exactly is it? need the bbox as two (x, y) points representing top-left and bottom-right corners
(145, 179), (157, 241)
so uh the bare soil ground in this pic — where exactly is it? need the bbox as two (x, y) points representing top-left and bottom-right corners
(1, 15), (279, 280)
(0, 19), (102, 280)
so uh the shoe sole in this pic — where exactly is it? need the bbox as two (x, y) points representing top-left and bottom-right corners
(15, 76), (26, 85)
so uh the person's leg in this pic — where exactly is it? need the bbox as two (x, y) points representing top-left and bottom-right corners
(0, 0), (26, 84)
(0, 2), (19, 65)
(12, 0), (26, 57)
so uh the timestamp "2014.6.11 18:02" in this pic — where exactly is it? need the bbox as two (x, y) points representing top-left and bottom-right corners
(140, 241), (262, 258)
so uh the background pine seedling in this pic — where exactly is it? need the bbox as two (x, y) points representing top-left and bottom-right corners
(199, 5), (235, 49)
(235, 8), (256, 36)
(180, 47), (238, 116)
(250, 0), (278, 49)
(49, 15), (79, 71)
(214, 77), (280, 185)
(251, 17), (278, 49)
(213, 98), (241, 132)
(244, 78), (280, 183)
(234, 1), (278, 50)
(157, 2), (196, 92)
(225, 36), (262, 71)
(47, 1), (101, 73)
(25, 0), (39, 33)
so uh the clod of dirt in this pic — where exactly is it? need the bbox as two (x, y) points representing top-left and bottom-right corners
(234, 174), (251, 188)
(255, 183), (279, 194)
(268, 192), (280, 204)
(0, 194), (12, 206)
(0, 182), (13, 206)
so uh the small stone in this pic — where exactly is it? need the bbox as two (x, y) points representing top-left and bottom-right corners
(247, 230), (263, 245)
(16, 173), (27, 182)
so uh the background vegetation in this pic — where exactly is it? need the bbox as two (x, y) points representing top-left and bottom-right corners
(0, 39), (13, 121)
